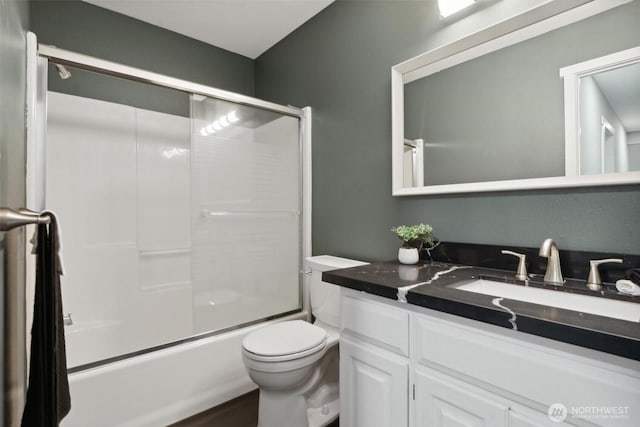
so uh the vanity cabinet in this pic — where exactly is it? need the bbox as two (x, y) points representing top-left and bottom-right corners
(340, 289), (640, 427)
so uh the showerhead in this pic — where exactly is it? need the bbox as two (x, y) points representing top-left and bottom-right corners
(55, 64), (72, 80)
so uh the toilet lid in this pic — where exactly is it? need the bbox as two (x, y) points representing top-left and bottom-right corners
(243, 320), (327, 357)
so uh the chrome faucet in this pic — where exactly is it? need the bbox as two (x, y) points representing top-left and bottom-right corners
(586, 258), (622, 291)
(539, 239), (564, 284)
(501, 250), (528, 281)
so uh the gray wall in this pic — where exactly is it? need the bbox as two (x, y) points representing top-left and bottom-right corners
(1, 0), (30, 423)
(256, 0), (640, 260)
(30, 0), (255, 112)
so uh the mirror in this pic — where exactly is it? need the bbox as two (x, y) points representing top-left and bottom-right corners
(561, 49), (640, 176)
(392, 0), (640, 195)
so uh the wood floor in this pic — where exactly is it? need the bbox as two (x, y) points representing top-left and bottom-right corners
(171, 390), (339, 427)
(170, 391), (259, 427)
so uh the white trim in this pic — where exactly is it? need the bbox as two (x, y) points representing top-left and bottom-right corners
(601, 116), (615, 174)
(26, 32), (37, 209)
(559, 45), (640, 78)
(391, 0), (637, 196)
(302, 106), (313, 321)
(26, 32), (47, 211)
(414, 138), (425, 187)
(393, 172), (640, 197)
(391, 66), (405, 193)
(563, 62), (582, 177)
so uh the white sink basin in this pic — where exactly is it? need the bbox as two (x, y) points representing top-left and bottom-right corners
(455, 279), (640, 323)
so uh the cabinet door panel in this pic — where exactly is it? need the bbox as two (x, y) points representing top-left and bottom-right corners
(414, 366), (508, 427)
(340, 337), (409, 427)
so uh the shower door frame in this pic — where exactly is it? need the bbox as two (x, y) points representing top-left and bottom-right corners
(28, 37), (312, 369)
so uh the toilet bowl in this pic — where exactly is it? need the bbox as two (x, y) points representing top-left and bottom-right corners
(241, 256), (367, 427)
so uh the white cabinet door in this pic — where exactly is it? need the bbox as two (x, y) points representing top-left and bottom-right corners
(414, 366), (509, 427)
(340, 337), (409, 427)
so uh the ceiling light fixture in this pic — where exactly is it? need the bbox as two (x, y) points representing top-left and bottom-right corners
(438, 0), (476, 18)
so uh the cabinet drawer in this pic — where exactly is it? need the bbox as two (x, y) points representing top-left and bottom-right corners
(341, 293), (409, 356)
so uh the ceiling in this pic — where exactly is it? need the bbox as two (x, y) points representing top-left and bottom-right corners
(83, 0), (334, 59)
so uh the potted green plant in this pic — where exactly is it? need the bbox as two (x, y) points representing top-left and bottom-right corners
(391, 223), (434, 264)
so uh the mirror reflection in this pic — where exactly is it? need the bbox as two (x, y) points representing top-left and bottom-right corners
(401, 1), (640, 189)
(579, 62), (640, 175)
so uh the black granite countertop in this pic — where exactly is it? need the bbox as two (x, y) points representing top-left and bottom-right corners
(323, 260), (640, 361)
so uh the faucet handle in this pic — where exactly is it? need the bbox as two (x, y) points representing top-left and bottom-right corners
(501, 250), (528, 281)
(586, 258), (623, 291)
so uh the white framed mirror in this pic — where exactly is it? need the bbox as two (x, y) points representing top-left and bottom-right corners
(391, 0), (640, 196)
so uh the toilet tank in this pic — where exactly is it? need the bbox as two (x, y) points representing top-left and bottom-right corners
(306, 255), (368, 328)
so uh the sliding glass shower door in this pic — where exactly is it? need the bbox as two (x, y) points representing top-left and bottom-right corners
(191, 97), (301, 333)
(42, 65), (304, 369)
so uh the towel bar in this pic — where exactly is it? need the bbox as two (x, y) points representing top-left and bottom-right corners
(0, 207), (51, 231)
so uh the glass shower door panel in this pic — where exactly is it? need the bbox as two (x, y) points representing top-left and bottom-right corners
(46, 84), (197, 367)
(46, 92), (138, 366)
(192, 97), (301, 334)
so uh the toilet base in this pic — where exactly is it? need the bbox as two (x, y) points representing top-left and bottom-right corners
(258, 391), (307, 427)
(307, 396), (339, 427)
(256, 349), (339, 427)
(257, 389), (338, 427)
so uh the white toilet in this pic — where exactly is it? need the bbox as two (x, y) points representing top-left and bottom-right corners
(242, 255), (367, 427)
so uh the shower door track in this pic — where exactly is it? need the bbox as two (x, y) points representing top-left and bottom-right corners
(37, 44), (304, 119)
(67, 309), (302, 374)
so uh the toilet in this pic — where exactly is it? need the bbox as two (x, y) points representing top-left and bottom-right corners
(242, 255), (367, 427)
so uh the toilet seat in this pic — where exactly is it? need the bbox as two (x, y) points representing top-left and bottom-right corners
(243, 320), (327, 363)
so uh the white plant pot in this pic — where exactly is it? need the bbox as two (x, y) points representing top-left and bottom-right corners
(398, 247), (419, 265)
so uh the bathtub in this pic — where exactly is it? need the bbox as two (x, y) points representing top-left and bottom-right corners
(61, 312), (305, 427)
